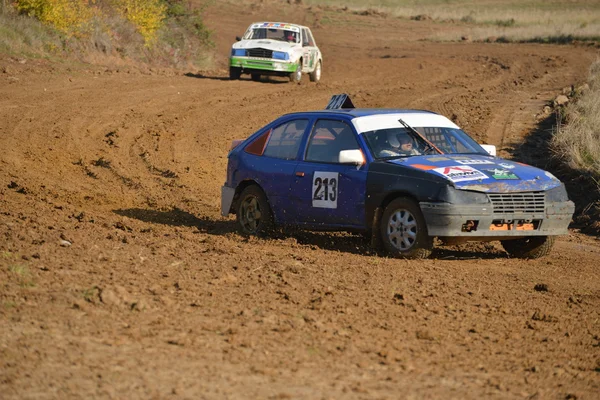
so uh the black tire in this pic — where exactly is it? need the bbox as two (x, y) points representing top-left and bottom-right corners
(501, 236), (556, 259)
(309, 60), (322, 83)
(229, 67), (241, 80)
(251, 73), (261, 81)
(236, 185), (274, 236)
(289, 60), (302, 83)
(380, 197), (432, 259)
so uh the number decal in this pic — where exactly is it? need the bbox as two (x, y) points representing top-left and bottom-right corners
(313, 177), (322, 200)
(325, 94), (355, 110)
(312, 172), (338, 208)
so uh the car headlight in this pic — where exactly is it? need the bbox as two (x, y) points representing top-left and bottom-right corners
(437, 185), (489, 204)
(231, 49), (246, 57)
(545, 184), (569, 202)
(272, 51), (289, 60)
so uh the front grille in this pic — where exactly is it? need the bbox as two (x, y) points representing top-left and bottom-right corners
(488, 192), (545, 214)
(247, 48), (273, 58)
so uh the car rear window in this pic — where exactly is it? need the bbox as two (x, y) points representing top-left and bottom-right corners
(263, 119), (308, 160)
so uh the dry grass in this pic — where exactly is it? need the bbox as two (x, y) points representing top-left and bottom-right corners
(551, 59), (600, 232)
(0, 9), (63, 57)
(0, 1), (213, 70)
(552, 59), (600, 183)
(303, 0), (600, 43)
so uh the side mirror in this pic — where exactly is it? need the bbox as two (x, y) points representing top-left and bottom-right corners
(235, 36), (242, 41)
(303, 41), (309, 47)
(339, 149), (365, 165)
(480, 144), (496, 156)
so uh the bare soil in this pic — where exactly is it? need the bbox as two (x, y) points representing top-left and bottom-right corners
(1, 2), (599, 399)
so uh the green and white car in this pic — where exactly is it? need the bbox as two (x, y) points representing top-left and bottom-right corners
(229, 22), (322, 83)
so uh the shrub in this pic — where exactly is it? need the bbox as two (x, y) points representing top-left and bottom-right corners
(14, 0), (96, 37)
(111, 0), (167, 46)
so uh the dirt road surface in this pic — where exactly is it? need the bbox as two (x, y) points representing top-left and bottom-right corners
(1, 2), (599, 399)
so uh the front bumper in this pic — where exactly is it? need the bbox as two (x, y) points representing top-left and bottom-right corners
(420, 200), (574, 237)
(230, 57), (297, 73)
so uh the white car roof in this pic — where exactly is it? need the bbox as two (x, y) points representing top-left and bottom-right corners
(351, 113), (460, 134)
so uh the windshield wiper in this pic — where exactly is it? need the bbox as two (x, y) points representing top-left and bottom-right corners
(398, 118), (443, 155)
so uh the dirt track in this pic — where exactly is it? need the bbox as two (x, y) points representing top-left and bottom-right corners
(1, 2), (600, 399)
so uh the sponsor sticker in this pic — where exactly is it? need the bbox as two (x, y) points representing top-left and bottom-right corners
(498, 162), (516, 169)
(485, 169), (520, 180)
(312, 171), (338, 209)
(455, 159), (495, 165)
(425, 156), (450, 162)
(433, 166), (488, 182)
(258, 22), (299, 31)
(411, 164), (437, 171)
(544, 171), (559, 180)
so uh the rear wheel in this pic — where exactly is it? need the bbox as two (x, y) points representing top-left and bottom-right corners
(289, 60), (302, 83)
(380, 197), (432, 259)
(229, 67), (241, 80)
(236, 185), (274, 236)
(501, 236), (555, 259)
(309, 60), (322, 82)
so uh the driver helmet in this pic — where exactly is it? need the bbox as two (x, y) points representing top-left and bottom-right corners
(286, 31), (296, 42)
(388, 132), (410, 147)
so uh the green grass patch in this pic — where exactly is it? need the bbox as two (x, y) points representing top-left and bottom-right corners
(8, 263), (35, 287)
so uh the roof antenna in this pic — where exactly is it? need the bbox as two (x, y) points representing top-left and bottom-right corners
(325, 94), (355, 110)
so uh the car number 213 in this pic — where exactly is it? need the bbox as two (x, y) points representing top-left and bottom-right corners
(312, 171), (338, 209)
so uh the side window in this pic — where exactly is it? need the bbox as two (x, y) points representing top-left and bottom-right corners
(263, 119), (308, 160)
(302, 28), (315, 46)
(306, 120), (359, 163)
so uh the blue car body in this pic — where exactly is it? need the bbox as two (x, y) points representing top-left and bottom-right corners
(221, 98), (574, 258)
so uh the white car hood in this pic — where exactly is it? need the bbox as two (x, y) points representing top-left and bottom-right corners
(232, 40), (299, 52)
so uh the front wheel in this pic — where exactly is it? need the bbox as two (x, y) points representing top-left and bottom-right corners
(289, 60), (302, 83)
(501, 236), (556, 259)
(229, 67), (241, 80)
(380, 197), (432, 259)
(236, 185), (274, 236)
(309, 60), (322, 82)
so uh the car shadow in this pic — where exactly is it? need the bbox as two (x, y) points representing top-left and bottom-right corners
(431, 247), (508, 260)
(184, 72), (291, 84)
(284, 230), (508, 260)
(113, 208), (510, 259)
(113, 207), (235, 234)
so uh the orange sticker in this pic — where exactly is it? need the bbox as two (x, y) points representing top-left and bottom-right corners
(411, 164), (436, 170)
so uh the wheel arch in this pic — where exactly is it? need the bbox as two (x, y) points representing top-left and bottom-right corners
(232, 179), (267, 214)
(379, 191), (421, 212)
(369, 190), (425, 238)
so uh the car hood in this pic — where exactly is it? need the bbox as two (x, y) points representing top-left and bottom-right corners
(387, 154), (562, 192)
(232, 40), (299, 52)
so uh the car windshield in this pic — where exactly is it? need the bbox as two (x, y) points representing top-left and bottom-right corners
(363, 127), (488, 160)
(246, 28), (299, 43)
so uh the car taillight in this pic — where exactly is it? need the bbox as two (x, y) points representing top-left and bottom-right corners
(230, 139), (243, 150)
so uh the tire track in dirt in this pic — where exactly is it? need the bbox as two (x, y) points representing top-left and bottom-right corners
(1, 4), (600, 399)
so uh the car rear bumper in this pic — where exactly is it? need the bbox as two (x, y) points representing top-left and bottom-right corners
(420, 200), (574, 237)
(230, 57), (297, 73)
(221, 185), (236, 217)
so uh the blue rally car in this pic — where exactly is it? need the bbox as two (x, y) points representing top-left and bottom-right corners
(221, 95), (574, 259)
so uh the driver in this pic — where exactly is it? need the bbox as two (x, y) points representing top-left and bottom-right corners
(285, 30), (296, 42)
(380, 132), (420, 156)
